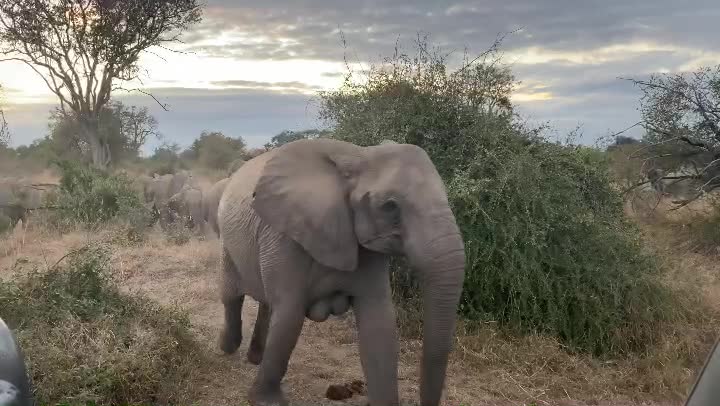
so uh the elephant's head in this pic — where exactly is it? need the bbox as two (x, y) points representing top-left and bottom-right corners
(252, 138), (465, 405)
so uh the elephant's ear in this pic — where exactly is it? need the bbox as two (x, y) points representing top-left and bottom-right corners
(252, 139), (360, 272)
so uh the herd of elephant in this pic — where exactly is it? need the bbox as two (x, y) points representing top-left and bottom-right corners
(136, 169), (232, 237)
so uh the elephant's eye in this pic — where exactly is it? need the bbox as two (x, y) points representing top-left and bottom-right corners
(380, 198), (399, 213)
(380, 198), (401, 226)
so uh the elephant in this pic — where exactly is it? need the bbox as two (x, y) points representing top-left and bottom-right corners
(169, 170), (193, 195)
(203, 177), (230, 236)
(216, 138), (466, 406)
(0, 179), (53, 231)
(145, 172), (198, 225)
(163, 184), (204, 233)
(646, 168), (666, 195)
(135, 174), (155, 204)
(145, 173), (173, 219)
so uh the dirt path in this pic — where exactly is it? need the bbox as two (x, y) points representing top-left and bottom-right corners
(1, 229), (683, 406)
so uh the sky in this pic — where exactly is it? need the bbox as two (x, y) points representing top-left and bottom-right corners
(1, 0), (720, 155)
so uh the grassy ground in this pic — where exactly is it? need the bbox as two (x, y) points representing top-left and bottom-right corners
(1, 175), (719, 405)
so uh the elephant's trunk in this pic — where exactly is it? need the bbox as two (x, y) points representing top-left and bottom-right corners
(405, 208), (465, 406)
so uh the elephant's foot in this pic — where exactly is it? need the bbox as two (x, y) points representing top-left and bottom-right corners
(218, 328), (242, 354)
(248, 384), (288, 406)
(246, 348), (263, 365)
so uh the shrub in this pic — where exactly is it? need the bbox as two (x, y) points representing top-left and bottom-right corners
(0, 244), (207, 405)
(447, 131), (675, 355)
(320, 36), (680, 356)
(51, 160), (151, 228)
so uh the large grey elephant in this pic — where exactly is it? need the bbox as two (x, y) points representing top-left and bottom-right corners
(203, 177), (229, 236)
(216, 138), (465, 406)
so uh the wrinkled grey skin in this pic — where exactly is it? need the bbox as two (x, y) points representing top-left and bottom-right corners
(228, 158), (246, 177)
(217, 139), (465, 406)
(203, 177), (230, 236)
(164, 185), (204, 233)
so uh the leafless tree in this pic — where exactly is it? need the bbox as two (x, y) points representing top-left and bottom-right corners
(0, 85), (8, 147)
(621, 66), (720, 208)
(0, 0), (202, 168)
(115, 103), (160, 154)
(0, 108), (8, 147)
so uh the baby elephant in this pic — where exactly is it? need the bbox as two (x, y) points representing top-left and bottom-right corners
(217, 138), (465, 406)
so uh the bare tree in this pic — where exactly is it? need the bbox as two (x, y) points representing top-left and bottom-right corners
(0, 0), (202, 168)
(0, 85), (8, 147)
(622, 66), (720, 207)
(0, 105), (8, 147)
(115, 102), (160, 154)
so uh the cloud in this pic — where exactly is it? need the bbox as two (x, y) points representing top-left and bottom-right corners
(208, 79), (324, 93)
(185, 0), (720, 64)
(3, 87), (325, 154)
(3, 0), (719, 150)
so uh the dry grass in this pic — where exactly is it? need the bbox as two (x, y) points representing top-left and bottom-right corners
(0, 242), (214, 405)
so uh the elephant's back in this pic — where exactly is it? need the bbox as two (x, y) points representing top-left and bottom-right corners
(223, 151), (276, 204)
(218, 151), (276, 234)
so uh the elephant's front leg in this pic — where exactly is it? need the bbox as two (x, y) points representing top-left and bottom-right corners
(353, 270), (400, 406)
(248, 300), (305, 406)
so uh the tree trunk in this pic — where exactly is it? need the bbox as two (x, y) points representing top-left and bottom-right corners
(81, 118), (111, 169)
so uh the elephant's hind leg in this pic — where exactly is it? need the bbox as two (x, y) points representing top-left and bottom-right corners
(219, 249), (245, 355)
(247, 302), (270, 365)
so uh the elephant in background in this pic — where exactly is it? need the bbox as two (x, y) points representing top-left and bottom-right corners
(217, 139), (465, 406)
(135, 174), (155, 203)
(145, 171), (198, 225)
(169, 170), (193, 195)
(0, 178), (55, 231)
(203, 177), (230, 236)
(163, 184), (204, 234)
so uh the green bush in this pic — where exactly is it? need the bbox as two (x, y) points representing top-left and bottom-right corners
(0, 244), (207, 405)
(51, 160), (150, 228)
(320, 37), (678, 356)
(447, 131), (674, 355)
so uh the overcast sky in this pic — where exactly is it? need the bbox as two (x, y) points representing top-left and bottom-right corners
(2, 0), (719, 155)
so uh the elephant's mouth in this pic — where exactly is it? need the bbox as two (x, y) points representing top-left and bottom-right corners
(360, 232), (402, 253)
